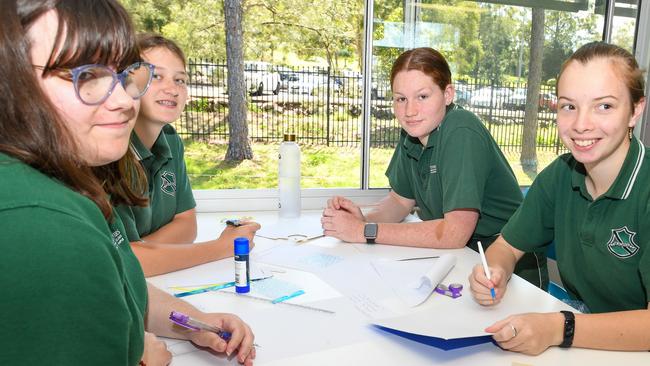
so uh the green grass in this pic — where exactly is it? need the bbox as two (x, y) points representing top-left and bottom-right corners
(183, 140), (559, 189)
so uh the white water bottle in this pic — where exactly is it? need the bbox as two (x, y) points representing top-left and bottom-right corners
(278, 134), (301, 218)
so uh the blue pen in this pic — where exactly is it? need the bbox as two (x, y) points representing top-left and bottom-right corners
(170, 311), (260, 347)
(271, 289), (305, 304)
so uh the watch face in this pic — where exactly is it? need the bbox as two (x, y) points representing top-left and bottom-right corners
(364, 223), (378, 238)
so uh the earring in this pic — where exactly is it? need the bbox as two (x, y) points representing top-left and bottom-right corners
(629, 128), (633, 140)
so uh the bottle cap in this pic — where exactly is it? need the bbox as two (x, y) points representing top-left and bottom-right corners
(283, 133), (296, 142)
(234, 237), (249, 255)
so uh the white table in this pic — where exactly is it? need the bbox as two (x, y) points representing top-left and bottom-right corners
(148, 211), (649, 366)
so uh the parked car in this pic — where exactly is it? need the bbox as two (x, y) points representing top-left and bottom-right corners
(502, 88), (528, 110)
(354, 76), (391, 100)
(244, 61), (281, 96)
(276, 66), (299, 89)
(469, 87), (512, 108)
(454, 84), (472, 106)
(503, 88), (558, 112)
(188, 62), (224, 86)
(371, 79), (391, 100)
(540, 92), (558, 111)
(289, 73), (341, 95)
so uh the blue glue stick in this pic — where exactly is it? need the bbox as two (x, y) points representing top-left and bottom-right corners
(234, 237), (250, 293)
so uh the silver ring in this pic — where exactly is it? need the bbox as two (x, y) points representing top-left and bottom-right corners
(510, 324), (517, 338)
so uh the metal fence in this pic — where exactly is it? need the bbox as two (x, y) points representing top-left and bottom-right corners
(177, 59), (564, 153)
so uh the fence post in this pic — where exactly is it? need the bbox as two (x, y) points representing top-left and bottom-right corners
(488, 79), (495, 127)
(326, 66), (331, 146)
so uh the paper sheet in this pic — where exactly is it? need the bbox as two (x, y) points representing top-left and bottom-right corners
(255, 243), (357, 273)
(371, 254), (456, 307)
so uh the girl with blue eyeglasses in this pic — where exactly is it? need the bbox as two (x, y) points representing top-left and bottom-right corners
(0, 1), (255, 365)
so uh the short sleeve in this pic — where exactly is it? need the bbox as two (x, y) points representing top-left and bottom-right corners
(439, 128), (489, 213)
(386, 136), (415, 200)
(501, 173), (556, 252)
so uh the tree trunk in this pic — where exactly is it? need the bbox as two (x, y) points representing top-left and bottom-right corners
(520, 7), (544, 173)
(224, 0), (253, 161)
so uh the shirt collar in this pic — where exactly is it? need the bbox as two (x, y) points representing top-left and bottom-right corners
(129, 130), (173, 162)
(571, 136), (645, 200)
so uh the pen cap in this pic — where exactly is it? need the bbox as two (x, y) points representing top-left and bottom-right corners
(170, 311), (189, 323)
(234, 237), (249, 255)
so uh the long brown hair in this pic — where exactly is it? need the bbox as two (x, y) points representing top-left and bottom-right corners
(390, 47), (452, 91)
(0, 0), (147, 219)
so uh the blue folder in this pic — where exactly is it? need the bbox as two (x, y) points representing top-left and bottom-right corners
(373, 324), (494, 351)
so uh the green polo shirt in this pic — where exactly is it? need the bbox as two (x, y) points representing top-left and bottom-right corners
(117, 124), (196, 241)
(0, 153), (146, 365)
(386, 104), (547, 289)
(503, 137), (650, 313)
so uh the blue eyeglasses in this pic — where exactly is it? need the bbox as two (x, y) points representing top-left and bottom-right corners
(35, 62), (155, 105)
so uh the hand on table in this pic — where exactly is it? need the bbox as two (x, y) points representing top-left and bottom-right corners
(187, 313), (256, 365)
(322, 196), (365, 243)
(485, 313), (564, 355)
(326, 196), (365, 220)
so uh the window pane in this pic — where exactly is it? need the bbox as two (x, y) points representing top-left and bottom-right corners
(142, 0), (365, 189)
(368, 0), (624, 188)
(609, 0), (638, 52)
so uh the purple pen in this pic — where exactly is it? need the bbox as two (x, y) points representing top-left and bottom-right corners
(169, 311), (232, 340)
(169, 311), (261, 348)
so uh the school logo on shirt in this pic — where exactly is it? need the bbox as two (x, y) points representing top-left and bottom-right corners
(160, 171), (177, 197)
(112, 229), (125, 249)
(607, 226), (639, 258)
(429, 165), (437, 174)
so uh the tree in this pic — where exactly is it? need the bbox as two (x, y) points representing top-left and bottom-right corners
(415, 1), (482, 77)
(224, 0), (253, 161)
(543, 10), (598, 82)
(162, 1), (226, 60)
(121, 0), (174, 32)
(520, 7), (544, 173)
(246, 0), (363, 69)
(475, 4), (517, 82)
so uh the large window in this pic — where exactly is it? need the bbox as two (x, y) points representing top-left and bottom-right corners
(123, 0), (642, 193)
(366, 0), (639, 188)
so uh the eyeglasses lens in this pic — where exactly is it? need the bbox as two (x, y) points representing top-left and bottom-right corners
(123, 63), (153, 99)
(76, 67), (114, 105)
(76, 64), (152, 105)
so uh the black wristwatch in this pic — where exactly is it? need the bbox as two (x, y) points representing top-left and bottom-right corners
(364, 223), (378, 244)
(559, 310), (575, 348)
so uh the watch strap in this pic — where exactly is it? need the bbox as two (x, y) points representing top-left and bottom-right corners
(559, 310), (575, 348)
